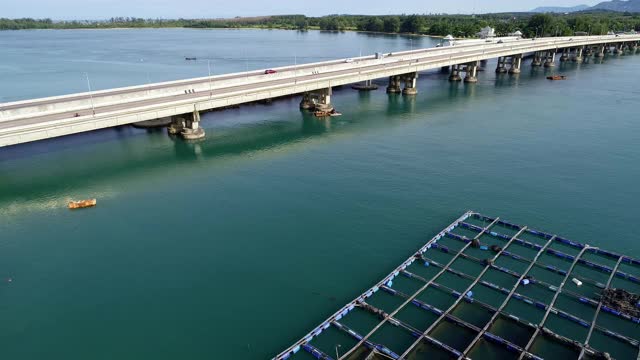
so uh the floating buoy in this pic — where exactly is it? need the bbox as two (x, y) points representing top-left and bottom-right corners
(521, 279), (530, 286)
(423, 261), (430, 267)
(572, 278), (583, 286)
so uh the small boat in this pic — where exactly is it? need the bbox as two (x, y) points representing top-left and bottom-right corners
(314, 111), (330, 117)
(329, 112), (342, 117)
(185, 57), (197, 61)
(547, 75), (567, 80)
(68, 199), (97, 209)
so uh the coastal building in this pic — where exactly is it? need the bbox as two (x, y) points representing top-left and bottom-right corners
(477, 26), (496, 38)
(509, 30), (523, 37)
(445, 34), (455, 45)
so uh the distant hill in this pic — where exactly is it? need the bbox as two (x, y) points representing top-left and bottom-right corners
(531, 5), (590, 13)
(592, 0), (640, 12)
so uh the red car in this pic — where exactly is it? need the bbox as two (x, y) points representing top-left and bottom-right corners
(264, 69), (277, 74)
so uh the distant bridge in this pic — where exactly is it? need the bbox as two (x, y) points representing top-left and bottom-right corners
(1, 34), (639, 147)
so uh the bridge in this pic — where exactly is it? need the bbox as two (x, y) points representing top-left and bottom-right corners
(1, 34), (639, 147)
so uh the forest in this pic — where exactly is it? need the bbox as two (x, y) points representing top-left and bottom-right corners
(2, 12), (640, 38)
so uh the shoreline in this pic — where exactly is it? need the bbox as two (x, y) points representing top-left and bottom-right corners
(0, 26), (457, 39)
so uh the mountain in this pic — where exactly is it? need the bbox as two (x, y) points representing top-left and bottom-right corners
(531, 5), (590, 12)
(592, 0), (640, 12)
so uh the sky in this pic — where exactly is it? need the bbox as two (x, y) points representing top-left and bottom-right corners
(2, 0), (602, 20)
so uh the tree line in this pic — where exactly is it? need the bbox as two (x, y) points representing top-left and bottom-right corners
(2, 12), (640, 36)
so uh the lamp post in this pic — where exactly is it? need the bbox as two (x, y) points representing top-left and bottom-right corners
(84, 72), (95, 116)
(207, 59), (213, 98)
(140, 58), (151, 96)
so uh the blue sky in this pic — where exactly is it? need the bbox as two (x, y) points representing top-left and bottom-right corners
(3, 0), (600, 19)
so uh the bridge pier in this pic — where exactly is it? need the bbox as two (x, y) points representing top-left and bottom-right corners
(584, 46), (593, 57)
(495, 57), (508, 73)
(595, 45), (605, 58)
(402, 73), (418, 95)
(560, 48), (570, 62)
(544, 51), (556, 67)
(614, 43), (623, 55)
(300, 88), (333, 111)
(605, 44), (613, 54)
(531, 52), (543, 67)
(463, 62), (479, 83)
(386, 75), (402, 94)
(352, 79), (379, 91)
(572, 47), (584, 63)
(508, 55), (522, 74)
(168, 108), (205, 140)
(449, 64), (463, 81)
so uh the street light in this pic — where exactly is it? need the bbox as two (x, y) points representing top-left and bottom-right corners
(207, 59), (213, 98)
(140, 58), (151, 96)
(84, 72), (95, 116)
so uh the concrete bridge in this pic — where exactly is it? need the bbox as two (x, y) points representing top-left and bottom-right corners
(1, 34), (639, 147)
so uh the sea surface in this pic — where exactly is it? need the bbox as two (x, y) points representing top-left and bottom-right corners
(0, 29), (639, 359)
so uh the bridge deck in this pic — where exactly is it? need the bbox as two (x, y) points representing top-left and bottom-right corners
(1, 35), (640, 147)
(276, 211), (640, 360)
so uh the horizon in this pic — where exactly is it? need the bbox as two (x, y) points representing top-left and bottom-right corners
(2, 0), (604, 20)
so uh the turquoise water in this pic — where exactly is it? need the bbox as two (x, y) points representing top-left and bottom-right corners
(1, 29), (640, 359)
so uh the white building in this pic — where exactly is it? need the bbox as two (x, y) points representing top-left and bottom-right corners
(509, 30), (523, 37)
(477, 26), (496, 39)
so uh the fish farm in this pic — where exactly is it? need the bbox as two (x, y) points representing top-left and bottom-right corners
(275, 211), (640, 360)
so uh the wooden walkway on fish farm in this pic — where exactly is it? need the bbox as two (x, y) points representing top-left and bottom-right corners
(275, 211), (640, 360)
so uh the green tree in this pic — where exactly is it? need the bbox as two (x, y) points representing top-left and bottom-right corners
(383, 17), (400, 33)
(400, 15), (424, 33)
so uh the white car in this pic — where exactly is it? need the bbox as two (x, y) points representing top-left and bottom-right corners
(345, 58), (354, 63)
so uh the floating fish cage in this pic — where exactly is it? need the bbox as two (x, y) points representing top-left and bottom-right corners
(275, 211), (640, 360)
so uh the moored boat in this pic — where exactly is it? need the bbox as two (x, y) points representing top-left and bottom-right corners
(68, 199), (97, 209)
(547, 75), (567, 80)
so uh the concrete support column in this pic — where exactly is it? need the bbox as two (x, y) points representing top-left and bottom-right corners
(464, 61), (478, 83)
(352, 79), (379, 91)
(386, 75), (402, 94)
(573, 47), (584, 63)
(402, 73), (418, 95)
(180, 108), (206, 140)
(595, 45), (605, 58)
(300, 92), (314, 109)
(605, 44), (612, 54)
(168, 116), (186, 135)
(560, 48), (570, 62)
(508, 55), (522, 74)
(544, 51), (556, 67)
(614, 43), (622, 54)
(315, 87), (333, 111)
(300, 88), (333, 111)
(531, 52), (542, 67)
(584, 46), (593, 57)
(495, 57), (507, 73)
(449, 64), (462, 81)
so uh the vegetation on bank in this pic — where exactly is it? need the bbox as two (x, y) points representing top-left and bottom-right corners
(2, 12), (640, 37)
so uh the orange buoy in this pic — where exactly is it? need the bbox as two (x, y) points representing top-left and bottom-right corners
(68, 199), (97, 209)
